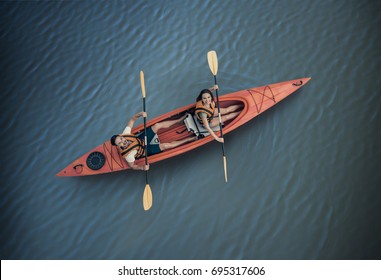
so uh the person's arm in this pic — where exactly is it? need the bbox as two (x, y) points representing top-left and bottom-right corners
(125, 151), (149, 171)
(127, 161), (149, 171)
(126, 111), (147, 130)
(201, 115), (224, 143)
(209, 84), (219, 92)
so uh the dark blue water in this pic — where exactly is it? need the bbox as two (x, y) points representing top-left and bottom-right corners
(1, 0), (380, 260)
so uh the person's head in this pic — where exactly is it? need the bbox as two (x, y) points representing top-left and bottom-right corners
(110, 135), (130, 149)
(196, 89), (214, 105)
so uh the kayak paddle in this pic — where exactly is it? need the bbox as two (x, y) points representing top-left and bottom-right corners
(207, 50), (228, 182)
(140, 70), (153, 211)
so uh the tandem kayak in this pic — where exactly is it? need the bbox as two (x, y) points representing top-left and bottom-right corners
(56, 77), (311, 177)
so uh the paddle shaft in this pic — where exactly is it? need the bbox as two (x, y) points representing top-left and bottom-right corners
(213, 75), (226, 156)
(143, 97), (148, 181)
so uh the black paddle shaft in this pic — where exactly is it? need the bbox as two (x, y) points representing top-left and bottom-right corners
(214, 75), (226, 156)
(143, 98), (148, 182)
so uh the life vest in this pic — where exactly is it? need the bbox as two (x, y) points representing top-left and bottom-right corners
(195, 100), (215, 124)
(117, 134), (145, 159)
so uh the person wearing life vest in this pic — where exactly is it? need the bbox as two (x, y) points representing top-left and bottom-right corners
(195, 85), (242, 143)
(110, 112), (196, 171)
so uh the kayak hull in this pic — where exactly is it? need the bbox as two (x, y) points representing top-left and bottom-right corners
(56, 78), (311, 177)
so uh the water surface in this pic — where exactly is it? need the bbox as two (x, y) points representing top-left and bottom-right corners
(1, 0), (380, 259)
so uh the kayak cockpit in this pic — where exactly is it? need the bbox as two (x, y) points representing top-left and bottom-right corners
(154, 100), (244, 145)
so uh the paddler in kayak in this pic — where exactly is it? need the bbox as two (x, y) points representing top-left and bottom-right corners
(110, 112), (196, 171)
(195, 86), (242, 143)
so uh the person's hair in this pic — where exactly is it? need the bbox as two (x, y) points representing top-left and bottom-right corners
(110, 135), (119, 146)
(196, 89), (214, 102)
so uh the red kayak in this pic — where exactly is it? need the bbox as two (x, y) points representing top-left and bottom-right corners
(56, 77), (311, 177)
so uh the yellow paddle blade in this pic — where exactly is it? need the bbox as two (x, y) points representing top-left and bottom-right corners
(207, 50), (218, 76)
(223, 156), (228, 183)
(140, 70), (146, 98)
(143, 184), (152, 211)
